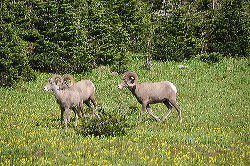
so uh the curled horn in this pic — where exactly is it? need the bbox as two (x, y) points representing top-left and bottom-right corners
(124, 72), (138, 86)
(62, 74), (75, 87)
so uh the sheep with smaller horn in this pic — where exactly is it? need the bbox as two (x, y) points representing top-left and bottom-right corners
(44, 74), (99, 128)
(118, 72), (182, 123)
(61, 74), (99, 118)
(44, 75), (84, 128)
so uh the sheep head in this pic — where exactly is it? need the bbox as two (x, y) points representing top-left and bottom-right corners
(62, 74), (75, 87)
(44, 75), (62, 91)
(118, 72), (138, 89)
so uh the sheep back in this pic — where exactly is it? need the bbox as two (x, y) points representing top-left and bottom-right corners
(74, 80), (95, 101)
(55, 86), (83, 108)
(134, 81), (177, 104)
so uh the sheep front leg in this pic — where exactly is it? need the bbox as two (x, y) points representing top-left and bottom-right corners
(74, 107), (80, 127)
(139, 104), (146, 122)
(60, 107), (65, 126)
(146, 104), (160, 121)
(77, 106), (83, 118)
(64, 108), (70, 129)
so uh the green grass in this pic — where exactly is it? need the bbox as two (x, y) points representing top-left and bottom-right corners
(0, 56), (249, 165)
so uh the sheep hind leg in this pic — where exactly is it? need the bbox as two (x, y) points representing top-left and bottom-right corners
(86, 100), (100, 119)
(90, 96), (100, 119)
(162, 100), (172, 121)
(146, 104), (160, 122)
(89, 96), (100, 118)
(89, 95), (97, 109)
(169, 99), (182, 123)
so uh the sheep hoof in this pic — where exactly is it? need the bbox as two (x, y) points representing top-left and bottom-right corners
(155, 118), (161, 122)
(93, 113), (100, 119)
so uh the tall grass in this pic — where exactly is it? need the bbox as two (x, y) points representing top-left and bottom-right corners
(0, 56), (249, 165)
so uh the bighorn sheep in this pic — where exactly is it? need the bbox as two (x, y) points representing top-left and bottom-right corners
(61, 74), (99, 118)
(118, 72), (182, 123)
(44, 75), (84, 128)
(44, 74), (99, 128)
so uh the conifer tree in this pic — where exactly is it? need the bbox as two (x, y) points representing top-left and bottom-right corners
(205, 0), (250, 57)
(0, 1), (36, 86)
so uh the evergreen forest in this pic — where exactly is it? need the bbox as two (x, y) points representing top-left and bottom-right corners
(1, 0), (249, 86)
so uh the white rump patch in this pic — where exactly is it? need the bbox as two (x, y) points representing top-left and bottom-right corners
(90, 81), (95, 90)
(169, 82), (177, 93)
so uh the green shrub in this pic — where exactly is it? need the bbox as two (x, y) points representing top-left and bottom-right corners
(0, 24), (36, 87)
(199, 52), (223, 63)
(77, 110), (129, 137)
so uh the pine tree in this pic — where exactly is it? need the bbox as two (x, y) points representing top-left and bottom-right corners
(0, 1), (36, 86)
(204, 0), (250, 57)
(0, 24), (36, 86)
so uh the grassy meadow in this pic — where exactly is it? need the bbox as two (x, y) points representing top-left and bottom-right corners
(0, 55), (249, 165)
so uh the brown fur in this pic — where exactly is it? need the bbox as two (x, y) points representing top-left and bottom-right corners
(44, 75), (83, 128)
(118, 72), (182, 122)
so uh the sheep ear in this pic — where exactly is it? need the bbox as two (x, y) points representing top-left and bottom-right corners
(129, 76), (135, 84)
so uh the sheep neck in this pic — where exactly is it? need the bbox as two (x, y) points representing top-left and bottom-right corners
(128, 85), (137, 95)
(52, 87), (67, 102)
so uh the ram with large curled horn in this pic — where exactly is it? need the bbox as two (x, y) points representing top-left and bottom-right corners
(118, 72), (182, 123)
